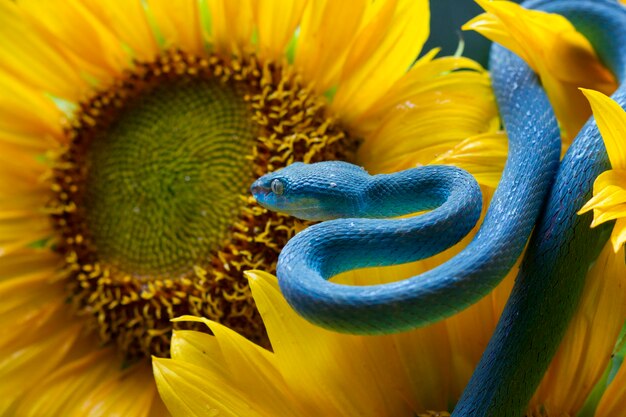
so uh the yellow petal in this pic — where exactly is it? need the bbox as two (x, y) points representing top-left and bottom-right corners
(355, 53), (498, 175)
(0, 252), (66, 350)
(0, 146), (45, 181)
(0, 248), (59, 282)
(0, 144), (49, 182)
(358, 89), (498, 174)
(596, 344), (626, 417)
(530, 242), (626, 415)
(0, 185), (49, 218)
(247, 270), (360, 414)
(180, 318), (278, 385)
(335, 264), (453, 412)
(0, 300), (65, 352)
(575, 94), (626, 243)
(153, 358), (264, 417)
(445, 264), (517, 399)
(595, 170), (626, 194)
(13, 348), (117, 417)
(147, 0), (205, 55)
(82, 0), (160, 62)
(247, 270), (413, 417)
(592, 203), (626, 227)
(432, 132), (508, 189)
(19, 0), (130, 81)
(170, 330), (228, 377)
(251, 0), (307, 60)
(0, 131), (60, 154)
(578, 171), (626, 222)
(581, 89), (626, 169)
(331, 0), (430, 124)
(294, 0), (368, 92)
(0, 71), (63, 142)
(172, 328), (310, 416)
(611, 218), (626, 252)
(0, 214), (52, 247)
(0, 270), (64, 322)
(70, 362), (158, 417)
(390, 191), (515, 402)
(175, 316), (305, 417)
(354, 52), (492, 132)
(205, 0), (254, 54)
(391, 322), (453, 411)
(591, 184), (626, 213)
(0, 324), (81, 415)
(0, 1), (86, 100)
(464, 0), (617, 142)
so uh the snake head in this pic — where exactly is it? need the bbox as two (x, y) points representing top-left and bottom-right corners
(250, 161), (367, 221)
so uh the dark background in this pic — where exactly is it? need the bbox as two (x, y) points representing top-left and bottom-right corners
(423, 0), (523, 67)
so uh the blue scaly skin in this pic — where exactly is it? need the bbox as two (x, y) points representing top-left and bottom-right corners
(252, 162), (483, 290)
(251, 0), (626, 415)
(453, 1), (626, 416)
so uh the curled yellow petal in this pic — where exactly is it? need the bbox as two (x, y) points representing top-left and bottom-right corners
(153, 358), (264, 417)
(578, 91), (626, 251)
(170, 330), (228, 376)
(579, 172), (626, 219)
(580, 88), (626, 170)
(464, 0), (616, 142)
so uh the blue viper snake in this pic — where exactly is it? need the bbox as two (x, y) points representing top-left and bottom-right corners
(251, 0), (626, 416)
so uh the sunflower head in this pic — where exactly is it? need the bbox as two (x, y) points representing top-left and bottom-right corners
(44, 47), (360, 359)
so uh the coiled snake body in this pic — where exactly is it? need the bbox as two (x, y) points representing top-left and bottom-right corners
(251, 1), (626, 416)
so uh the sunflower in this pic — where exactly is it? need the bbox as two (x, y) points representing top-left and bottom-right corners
(154, 2), (626, 417)
(0, 0), (506, 415)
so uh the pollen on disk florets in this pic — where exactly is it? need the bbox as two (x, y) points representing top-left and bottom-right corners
(48, 49), (359, 360)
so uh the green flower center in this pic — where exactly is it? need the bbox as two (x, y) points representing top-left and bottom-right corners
(83, 78), (255, 277)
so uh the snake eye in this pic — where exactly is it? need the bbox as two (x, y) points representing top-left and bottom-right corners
(270, 179), (284, 195)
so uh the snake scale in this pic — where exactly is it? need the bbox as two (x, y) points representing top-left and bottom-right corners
(251, 0), (626, 416)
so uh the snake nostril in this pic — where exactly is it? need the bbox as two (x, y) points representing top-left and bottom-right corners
(250, 181), (269, 199)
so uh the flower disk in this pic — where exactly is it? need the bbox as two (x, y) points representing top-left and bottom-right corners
(49, 50), (359, 359)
